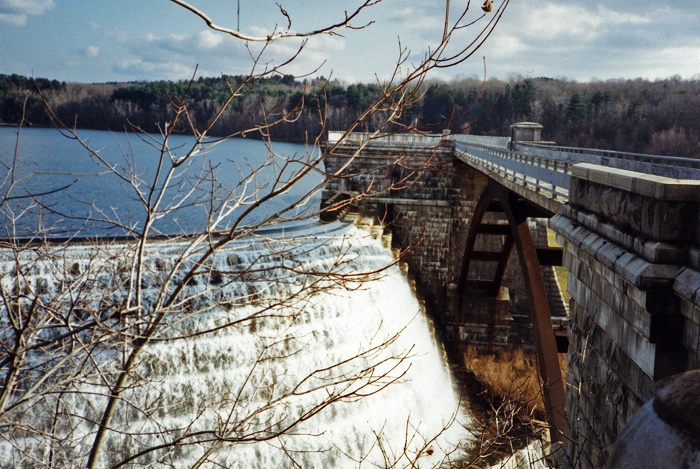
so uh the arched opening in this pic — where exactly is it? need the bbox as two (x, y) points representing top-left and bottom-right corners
(458, 179), (566, 442)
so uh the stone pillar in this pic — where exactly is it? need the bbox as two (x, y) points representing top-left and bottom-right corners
(550, 163), (700, 467)
(510, 122), (543, 150)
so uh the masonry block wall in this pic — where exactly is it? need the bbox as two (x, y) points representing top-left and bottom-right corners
(323, 139), (566, 355)
(551, 163), (700, 468)
(323, 140), (481, 312)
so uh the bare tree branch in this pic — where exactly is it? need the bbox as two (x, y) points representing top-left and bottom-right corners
(0, 1), (512, 466)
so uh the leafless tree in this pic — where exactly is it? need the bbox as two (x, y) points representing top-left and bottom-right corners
(0, 0), (510, 467)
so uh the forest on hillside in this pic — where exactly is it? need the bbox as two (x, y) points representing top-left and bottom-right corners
(2, 73), (699, 158)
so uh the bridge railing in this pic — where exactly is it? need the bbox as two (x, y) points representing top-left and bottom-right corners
(327, 131), (445, 146)
(454, 138), (700, 208)
(454, 141), (573, 204)
(452, 134), (511, 149)
(515, 142), (700, 180)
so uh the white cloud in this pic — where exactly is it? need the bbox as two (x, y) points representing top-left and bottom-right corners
(485, 34), (528, 60)
(517, 3), (651, 42)
(195, 30), (224, 50)
(113, 59), (195, 79)
(391, 6), (443, 34)
(627, 44), (700, 80)
(242, 31), (347, 77)
(599, 6), (650, 27)
(83, 46), (99, 58)
(142, 30), (230, 55)
(0, 12), (24, 25)
(247, 26), (344, 55)
(109, 29), (258, 80)
(458, 0), (677, 80)
(0, 0), (54, 15)
(0, 0), (54, 25)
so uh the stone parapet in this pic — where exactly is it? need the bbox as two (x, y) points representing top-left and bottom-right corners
(569, 163), (700, 267)
(552, 162), (700, 467)
(573, 163), (700, 201)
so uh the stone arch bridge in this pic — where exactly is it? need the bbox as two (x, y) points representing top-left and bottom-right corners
(322, 124), (700, 467)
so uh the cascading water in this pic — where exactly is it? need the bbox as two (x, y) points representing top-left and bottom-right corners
(0, 220), (471, 467)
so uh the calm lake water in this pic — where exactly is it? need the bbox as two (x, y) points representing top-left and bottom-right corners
(0, 126), (322, 238)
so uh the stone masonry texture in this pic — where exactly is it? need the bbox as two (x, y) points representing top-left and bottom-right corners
(553, 170), (700, 468)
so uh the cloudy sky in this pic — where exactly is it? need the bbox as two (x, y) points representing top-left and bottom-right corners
(1, 0), (698, 84)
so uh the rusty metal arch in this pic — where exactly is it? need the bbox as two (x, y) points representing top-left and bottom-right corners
(458, 179), (566, 443)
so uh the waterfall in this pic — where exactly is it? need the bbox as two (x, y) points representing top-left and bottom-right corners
(0, 221), (470, 467)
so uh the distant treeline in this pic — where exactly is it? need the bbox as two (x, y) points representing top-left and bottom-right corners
(2, 72), (699, 157)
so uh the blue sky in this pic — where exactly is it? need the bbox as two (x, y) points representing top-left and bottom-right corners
(1, 0), (699, 84)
